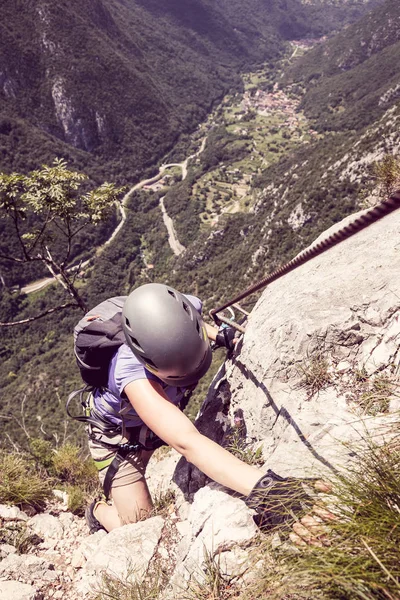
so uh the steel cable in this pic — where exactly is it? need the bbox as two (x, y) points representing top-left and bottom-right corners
(210, 191), (400, 330)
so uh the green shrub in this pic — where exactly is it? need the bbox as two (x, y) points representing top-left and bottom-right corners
(66, 485), (87, 516)
(0, 451), (52, 510)
(29, 437), (54, 471)
(52, 443), (99, 490)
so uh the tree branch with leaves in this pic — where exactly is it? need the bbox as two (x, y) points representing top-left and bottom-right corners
(0, 159), (124, 323)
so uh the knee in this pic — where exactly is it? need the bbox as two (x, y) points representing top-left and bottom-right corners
(118, 504), (152, 526)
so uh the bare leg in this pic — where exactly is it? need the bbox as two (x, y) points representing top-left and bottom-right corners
(93, 446), (155, 532)
(94, 479), (153, 531)
(93, 500), (121, 532)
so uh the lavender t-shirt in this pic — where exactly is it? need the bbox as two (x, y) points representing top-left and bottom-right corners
(92, 295), (202, 427)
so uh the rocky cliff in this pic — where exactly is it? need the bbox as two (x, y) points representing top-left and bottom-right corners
(0, 205), (399, 599)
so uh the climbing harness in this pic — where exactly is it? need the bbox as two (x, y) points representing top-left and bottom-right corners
(67, 382), (195, 499)
(210, 191), (400, 331)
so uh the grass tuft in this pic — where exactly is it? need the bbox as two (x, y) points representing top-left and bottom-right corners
(151, 489), (176, 518)
(187, 548), (240, 600)
(358, 374), (396, 416)
(298, 355), (332, 397)
(91, 564), (167, 600)
(0, 440), (100, 515)
(226, 427), (264, 467)
(0, 451), (53, 510)
(245, 440), (400, 600)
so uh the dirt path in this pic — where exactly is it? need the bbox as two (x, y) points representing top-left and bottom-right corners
(159, 197), (186, 256)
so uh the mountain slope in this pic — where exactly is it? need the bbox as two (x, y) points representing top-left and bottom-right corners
(0, 0), (383, 183)
(0, 0), (392, 445)
(284, 0), (400, 131)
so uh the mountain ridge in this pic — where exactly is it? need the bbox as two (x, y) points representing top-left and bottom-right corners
(0, 0), (383, 182)
(0, 0), (396, 445)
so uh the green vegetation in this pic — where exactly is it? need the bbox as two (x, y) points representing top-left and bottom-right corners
(284, 0), (400, 133)
(298, 355), (332, 398)
(187, 548), (241, 600)
(0, 440), (99, 515)
(262, 441), (400, 600)
(356, 374), (397, 416)
(92, 568), (167, 600)
(52, 443), (99, 489)
(0, 0), (379, 186)
(0, 451), (53, 511)
(0, 0), (296, 183)
(226, 427), (264, 467)
(151, 490), (176, 518)
(0, 158), (123, 302)
(373, 154), (400, 199)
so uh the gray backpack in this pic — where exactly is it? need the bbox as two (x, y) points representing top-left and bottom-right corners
(74, 296), (127, 387)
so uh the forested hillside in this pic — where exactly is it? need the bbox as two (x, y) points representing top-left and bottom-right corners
(284, 0), (400, 130)
(0, 0), (381, 183)
(0, 0), (394, 446)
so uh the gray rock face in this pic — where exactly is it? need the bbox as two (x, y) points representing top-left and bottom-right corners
(27, 514), (64, 542)
(77, 516), (165, 594)
(189, 208), (400, 484)
(165, 486), (257, 597)
(0, 581), (40, 600)
(0, 554), (56, 583)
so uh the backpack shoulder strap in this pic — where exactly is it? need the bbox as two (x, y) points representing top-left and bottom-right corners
(74, 296), (127, 341)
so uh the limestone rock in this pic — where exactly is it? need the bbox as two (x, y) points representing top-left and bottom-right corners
(167, 486), (257, 596)
(219, 547), (252, 579)
(52, 489), (69, 510)
(145, 449), (181, 497)
(191, 208), (400, 483)
(27, 514), (64, 542)
(78, 529), (107, 561)
(0, 544), (17, 555)
(0, 554), (57, 583)
(0, 505), (28, 522)
(71, 548), (86, 569)
(146, 449), (190, 518)
(188, 487), (258, 554)
(0, 581), (40, 600)
(78, 516), (164, 594)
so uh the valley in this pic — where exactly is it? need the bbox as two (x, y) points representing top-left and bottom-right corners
(0, 3), (399, 599)
(1, 0), (398, 446)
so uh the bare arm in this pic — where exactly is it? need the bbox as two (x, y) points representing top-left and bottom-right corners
(124, 378), (261, 496)
(205, 322), (218, 342)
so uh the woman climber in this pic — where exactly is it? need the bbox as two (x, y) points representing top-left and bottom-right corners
(84, 282), (307, 534)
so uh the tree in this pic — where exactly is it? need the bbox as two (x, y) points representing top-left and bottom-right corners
(373, 155), (400, 199)
(0, 159), (124, 324)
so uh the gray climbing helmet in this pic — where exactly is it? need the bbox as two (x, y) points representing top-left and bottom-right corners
(122, 283), (212, 387)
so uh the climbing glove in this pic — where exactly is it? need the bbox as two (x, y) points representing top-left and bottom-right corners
(245, 470), (312, 530)
(214, 326), (237, 353)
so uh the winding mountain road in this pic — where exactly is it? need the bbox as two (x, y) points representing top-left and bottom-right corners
(21, 137), (207, 294)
